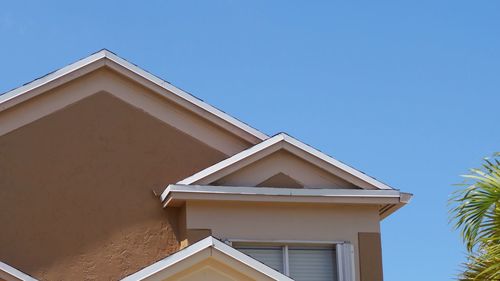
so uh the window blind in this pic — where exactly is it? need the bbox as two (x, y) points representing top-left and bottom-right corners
(289, 247), (337, 281)
(235, 246), (284, 273)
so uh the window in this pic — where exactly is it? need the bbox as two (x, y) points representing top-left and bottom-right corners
(233, 242), (350, 281)
(288, 246), (336, 281)
(235, 245), (284, 273)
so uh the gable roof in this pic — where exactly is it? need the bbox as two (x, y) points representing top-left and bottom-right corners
(177, 133), (395, 190)
(0, 49), (267, 145)
(120, 236), (293, 281)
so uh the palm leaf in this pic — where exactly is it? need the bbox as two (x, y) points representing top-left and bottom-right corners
(450, 153), (500, 280)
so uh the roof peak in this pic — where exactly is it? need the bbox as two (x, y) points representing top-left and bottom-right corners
(177, 130), (395, 191)
(121, 235), (293, 281)
(0, 50), (268, 145)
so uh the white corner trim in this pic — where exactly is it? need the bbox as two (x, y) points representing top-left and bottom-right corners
(120, 236), (293, 281)
(0, 50), (267, 143)
(177, 133), (395, 190)
(0, 261), (38, 281)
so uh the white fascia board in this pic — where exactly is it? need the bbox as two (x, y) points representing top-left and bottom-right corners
(177, 134), (285, 185)
(163, 184), (401, 202)
(0, 261), (38, 281)
(177, 133), (395, 190)
(161, 184), (404, 208)
(101, 50), (267, 142)
(0, 50), (267, 143)
(121, 236), (292, 281)
(0, 51), (106, 110)
(280, 134), (393, 190)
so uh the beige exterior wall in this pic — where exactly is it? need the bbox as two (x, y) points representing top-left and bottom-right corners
(0, 87), (236, 280)
(184, 201), (381, 281)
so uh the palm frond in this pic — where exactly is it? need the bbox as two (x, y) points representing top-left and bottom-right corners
(450, 153), (500, 280)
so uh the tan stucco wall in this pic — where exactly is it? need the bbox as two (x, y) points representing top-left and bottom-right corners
(213, 151), (357, 188)
(185, 201), (381, 281)
(0, 91), (229, 280)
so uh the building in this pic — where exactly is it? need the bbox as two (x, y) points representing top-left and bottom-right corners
(0, 50), (411, 281)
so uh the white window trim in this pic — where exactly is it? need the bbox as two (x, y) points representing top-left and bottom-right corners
(283, 245), (290, 276)
(226, 239), (355, 281)
(336, 243), (356, 281)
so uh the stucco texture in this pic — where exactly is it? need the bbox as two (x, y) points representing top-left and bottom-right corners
(185, 201), (381, 281)
(0, 92), (227, 280)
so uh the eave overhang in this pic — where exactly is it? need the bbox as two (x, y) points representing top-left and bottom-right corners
(161, 184), (412, 220)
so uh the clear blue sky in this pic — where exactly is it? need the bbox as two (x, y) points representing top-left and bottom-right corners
(1, 1), (499, 280)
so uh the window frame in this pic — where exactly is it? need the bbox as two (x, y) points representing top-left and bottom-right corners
(226, 239), (355, 281)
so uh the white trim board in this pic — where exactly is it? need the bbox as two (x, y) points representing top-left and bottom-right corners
(0, 261), (38, 281)
(161, 184), (411, 219)
(0, 49), (267, 144)
(120, 236), (293, 281)
(177, 133), (397, 191)
(162, 184), (404, 204)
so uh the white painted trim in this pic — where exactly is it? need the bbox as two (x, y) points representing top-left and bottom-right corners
(227, 239), (346, 245)
(177, 134), (284, 185)
(161, 185), (409, 216)
(282, 134), (393, 190)
(177, 133), (395, 190)
(0, 51), (106, 108)
(282, 245), (290, 276)
(120, 236), (293, 281)
(336, 243), (356, 281)
(0, 50), (267, 144)
(0, 261), (38, 281)
(162, 184), (401, 203)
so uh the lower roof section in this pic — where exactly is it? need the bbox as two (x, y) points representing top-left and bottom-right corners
(161, 184), (412, 220)
(120, 236), (293, 281)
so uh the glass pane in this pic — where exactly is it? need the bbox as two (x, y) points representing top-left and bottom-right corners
(289, 247), (337, 281)
(234, 246), (284, 273)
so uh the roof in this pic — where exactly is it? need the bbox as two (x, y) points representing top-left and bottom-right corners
(0, 49), (267, 145)
(177, 133), (396, 190)
(120, 236), (293, 281)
